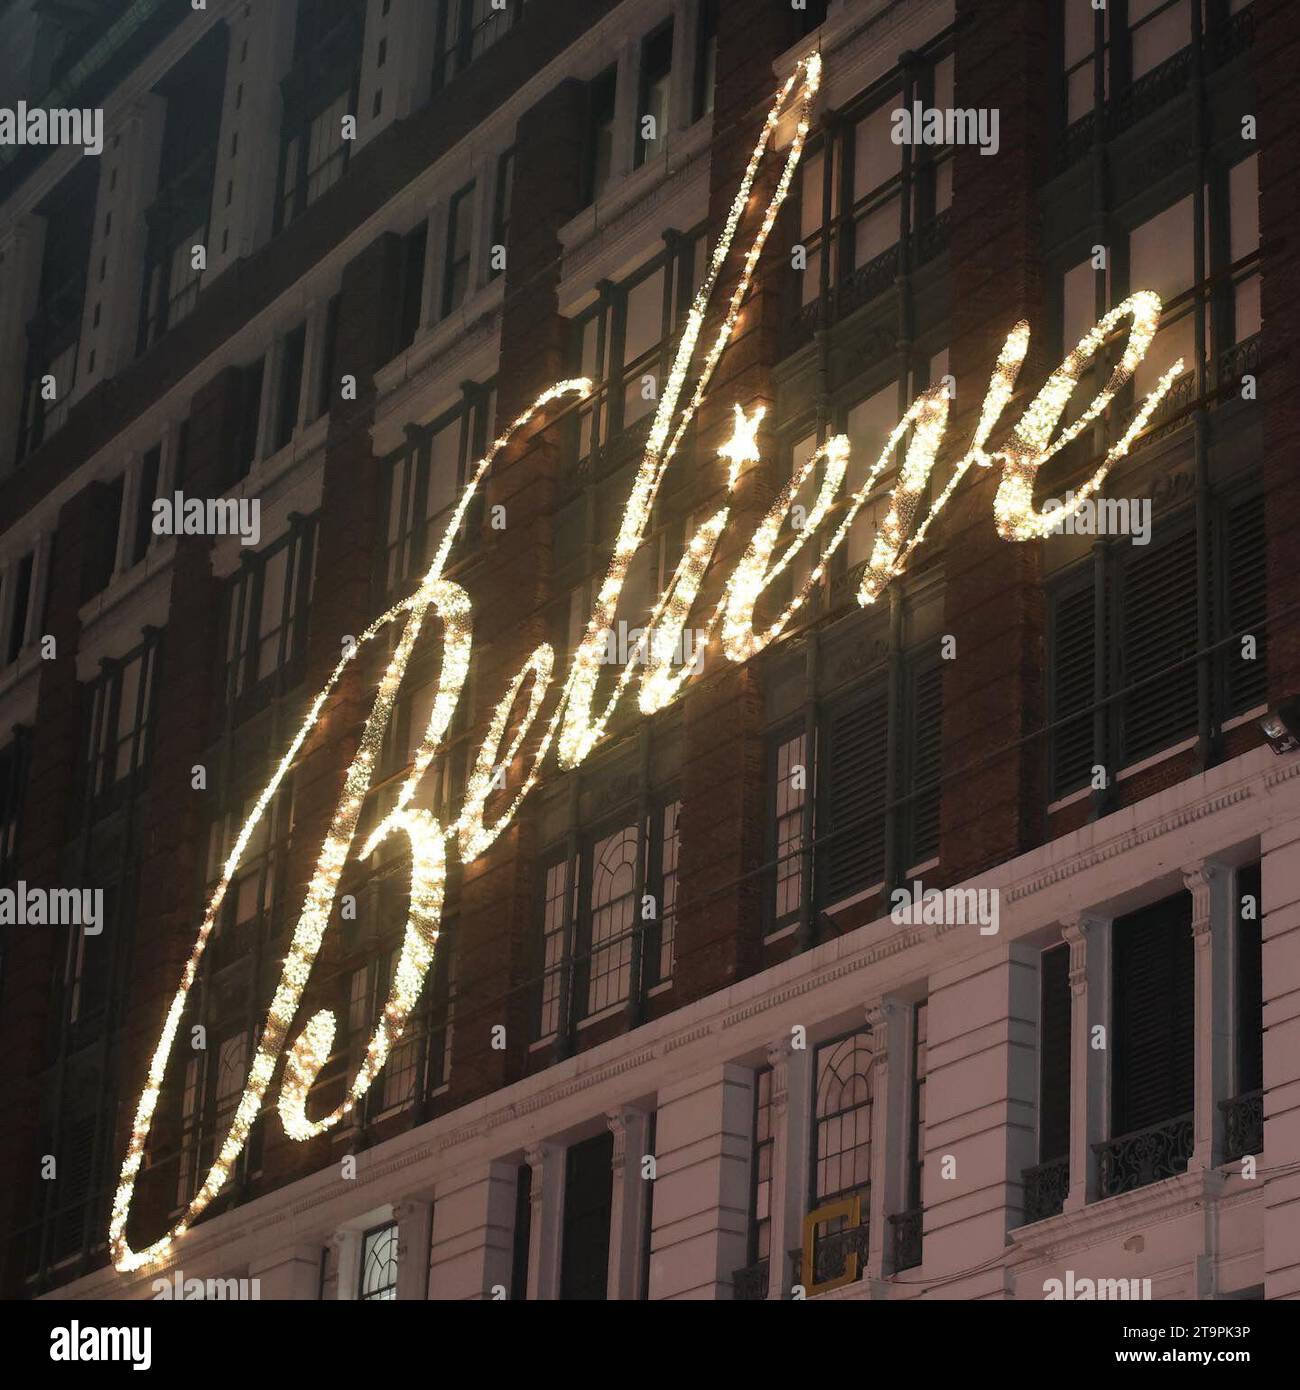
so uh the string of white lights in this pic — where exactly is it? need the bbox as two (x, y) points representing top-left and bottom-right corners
(110, 39), (1183, 1272)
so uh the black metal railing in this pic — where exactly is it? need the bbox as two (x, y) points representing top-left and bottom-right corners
(1218, 331), (1262, 396)
(1056, 5), (1254, 170)
(889, 1207), (923, 1272)
(797, 1220), (870, 1290)
(732, 1259), (769, 1301)
(1022, 1156), (1069, 1223)
(1093, 1113), (1194, 1198)
(1220, 1090), (1263, 1165)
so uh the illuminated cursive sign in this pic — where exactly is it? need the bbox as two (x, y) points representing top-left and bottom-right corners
(110, 52), (1182, 1270)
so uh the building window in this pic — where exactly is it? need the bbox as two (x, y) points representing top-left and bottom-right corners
(813, 1031), (874, 1207)
(359, 1222), (399, 1300)
(490, 149), (514, 277)
(766, 644), (944, 930)
(3, 550), (35, 666)
(744, 1067), (774, 1284)
(0, 730), (29, 881)
(205, 783), (294, 974)
(771, 731), (808, 933)
(510, 1163), (532, 1300)
(222, 520), (317, 711)
(634, 22), (673, 168)
(1047, 489), (1264, 799)
(695, 0), (718, 120)
(584, 67), (618, 205)
(793, 49), (952, 324)
(382, 387), (494, 593)
(130, 445), (163, 568)
(588, 823), (638, 1015)
(345, 929), (456, 1120)
(442, 182), (476, 317)
(177, 1031), (249, 1210)
(560, 1132), (613, 1300)
(1099, 893), (1195, 1197)
(535, 798), (680, 1039)
(654, 800), (679, 984)
(273, 323), (307, 453)
(892, 1002), (927, 1271)
(1223, 862), (1263, 1163)
(571, 232), (704, 461)
(138, 26), (227, 351)
(84, 639), (158, 814)
(1024, 943), (1072, 1222)
(277, 1), (365, 230)
(434, 0), (521, 90)
(805, 1030), (873, 1287)
(395, 220), (431, 350)
(18, 163), (98, 461)
(80, 475), (124, 603)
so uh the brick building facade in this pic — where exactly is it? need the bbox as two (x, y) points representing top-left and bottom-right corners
(0, 0), (1296, 1301)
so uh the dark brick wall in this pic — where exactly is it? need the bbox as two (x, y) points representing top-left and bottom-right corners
(1256, 0), (1300, 709)
(938, 0), (1052, 884)
(0, 485), (94, 1290)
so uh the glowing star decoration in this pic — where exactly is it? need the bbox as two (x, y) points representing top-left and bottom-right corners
(718, 402), (767, 478)
(554, 54), (823, 771)
(112, 39), (1185, 1273)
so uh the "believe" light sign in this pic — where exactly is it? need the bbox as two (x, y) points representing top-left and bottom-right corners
(110, 52), (1183, 1271)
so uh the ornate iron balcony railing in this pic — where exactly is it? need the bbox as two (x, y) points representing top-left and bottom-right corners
(889, 1207), (923, 1272)
(1056, 5), (1254, 170)
(732, 1258), (769, 1301)
(1022, 1156), (1069, 1224)
(1093, 1113), (1193, 1198)
(1220, 1089), (1263, 1165)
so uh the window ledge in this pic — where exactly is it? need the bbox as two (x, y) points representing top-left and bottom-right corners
(576, 1001), (627, 1031)
(556, 119), (712, 315)
(1222, 704), (1267, 734)
(77, 535), (178, 634)
(1009, 1166), (1226, 1258)
(1047, 784), (1093, 815)
(647, 979), (673, 998)
(237, 412), (329, 505)
(372, 277), (505, 427)
(1115, 735), (1198, 783)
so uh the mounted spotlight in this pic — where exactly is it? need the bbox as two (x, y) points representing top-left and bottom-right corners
(1259, 698), (1300, 755)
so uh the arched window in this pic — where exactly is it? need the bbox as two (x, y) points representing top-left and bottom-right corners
(813, 1030), (874, 1204)
(587, 824), (638, 1015)
(360, 1222), (399, 1300)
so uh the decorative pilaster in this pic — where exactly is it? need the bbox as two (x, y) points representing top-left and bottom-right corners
(329, 1228), (362, 1301)
(1183, 861), (1230, 1172)
(393, 1195), (434, 1300)
(764, 1036), (812, 1298)
(525, 1142), (564, 1300)
(1061, 912), (1108, 1212)
(606, 1107), (652, 1298)
(864, 999), (907, 1277)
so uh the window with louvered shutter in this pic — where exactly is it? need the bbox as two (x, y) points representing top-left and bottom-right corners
(1049, 577), (1096, 798)
(817, 687), (888, 906)
(1118, 528), (1198, 767)
(52, 1114), (98, 1263)
(907, 662), (943, 867)
(1223, 494), (1266, 716)
(1236, 862), (1263, 1095)
(1039, 944), (1071, 1162)
(1112, 893), (1195, 1137)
